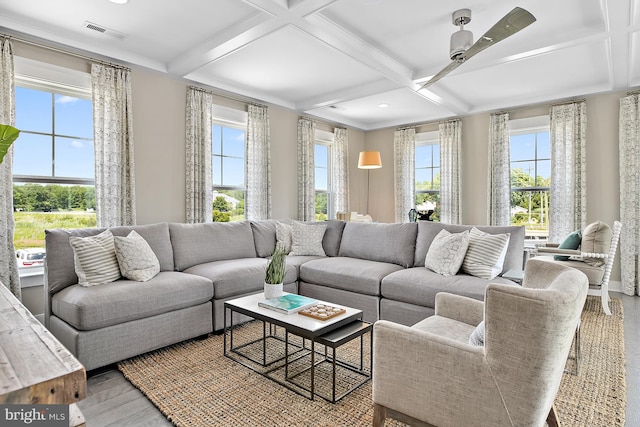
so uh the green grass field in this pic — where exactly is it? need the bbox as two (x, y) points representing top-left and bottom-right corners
(14, 211), (97, 249)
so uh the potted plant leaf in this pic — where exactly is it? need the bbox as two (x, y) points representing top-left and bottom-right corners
(0, 124), (20, 165)
(264, 245), (287, 299)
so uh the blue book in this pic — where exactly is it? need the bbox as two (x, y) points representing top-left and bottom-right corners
(258, 294), (318, 314)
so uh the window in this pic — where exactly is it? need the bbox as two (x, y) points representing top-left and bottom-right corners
(13, 59), (95, 253)
(510, 116), (551, 241)
(315, 130), (334, 221)
(211, 105), (247, 222)
(415, 131), (440, 221)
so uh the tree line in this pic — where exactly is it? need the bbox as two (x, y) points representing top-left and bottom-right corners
(13, 184), (96, 212)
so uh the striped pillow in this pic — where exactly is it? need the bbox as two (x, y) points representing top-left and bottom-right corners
(462, 227), (510, 279)
(69, 230), (122, 286)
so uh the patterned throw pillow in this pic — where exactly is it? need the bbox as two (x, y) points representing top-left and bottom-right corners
(275, 222), (293, 253)
(69, 229), (121, 286)
(424, 229), (470, 276)
(113, 230), (161, 282)
(462, 227), (510, 280)
(469, 320), (485, 346)
(289, 221), (327, 256)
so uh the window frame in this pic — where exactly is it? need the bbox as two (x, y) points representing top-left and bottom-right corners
(414, 130), (440, 220)
(509, 116), (551, 242)
(314, 129), (334, 220)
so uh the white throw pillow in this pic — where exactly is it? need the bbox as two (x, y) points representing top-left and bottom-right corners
(275, 222), (293, 253)
(462, 227), (510, 280)
(113, 230), (161, 282)
(469, 320), (485, 346)
(69, 229), (121, 286)
(424, 229), (470, 276)
(289, 221), (327, 256)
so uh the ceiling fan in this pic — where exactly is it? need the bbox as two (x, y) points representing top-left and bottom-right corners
(418, 7), (536, 90)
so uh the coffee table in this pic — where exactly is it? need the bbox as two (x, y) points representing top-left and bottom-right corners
(223, 292), (372, 402)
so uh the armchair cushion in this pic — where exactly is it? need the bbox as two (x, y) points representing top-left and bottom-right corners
(554, 229), (582, 261)
(581, 221), (612, 267)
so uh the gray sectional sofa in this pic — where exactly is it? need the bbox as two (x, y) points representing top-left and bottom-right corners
(44, 219), (524, 371)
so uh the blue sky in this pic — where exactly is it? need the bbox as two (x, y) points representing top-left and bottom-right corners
(13, 86), (94, 179)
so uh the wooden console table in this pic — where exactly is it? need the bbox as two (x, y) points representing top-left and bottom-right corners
(0, 283), (86, 426)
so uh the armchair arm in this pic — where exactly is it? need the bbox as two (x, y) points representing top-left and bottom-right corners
(434, 292), (484, 326)
(535, 247), (581, 256)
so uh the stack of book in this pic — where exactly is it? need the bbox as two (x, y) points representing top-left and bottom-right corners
(258, 293), (317, 314)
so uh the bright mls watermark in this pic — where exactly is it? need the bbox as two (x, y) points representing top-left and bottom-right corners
(1, 405), (68, 426)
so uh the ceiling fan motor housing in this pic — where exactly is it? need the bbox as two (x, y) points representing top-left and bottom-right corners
(450, 9), (473, 60)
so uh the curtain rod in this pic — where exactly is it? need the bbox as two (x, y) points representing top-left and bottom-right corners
(298, 115), (346, 130)
(2, 33), (130, 71)
(189, 85), (266, 108)
(550, 99), (586, 108)
(395, 117), (461, 131)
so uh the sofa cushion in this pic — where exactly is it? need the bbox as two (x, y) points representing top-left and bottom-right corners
(414, 222), (525, 273)
(581, 221), (612, 267)
(184, 258), (297, 299)
(338, 222), (418, 267)
(113, 230), (160, 282)
(381, 267), (517, 309)
(110, 223), (175, 272)
(300, 257), (404, 296)
(51, 271), (213, 331)
(424, 229), (470, 276)
(170, 221), (257, 271)
(69, 230), (122, 287)
(251, 219), (278, 257)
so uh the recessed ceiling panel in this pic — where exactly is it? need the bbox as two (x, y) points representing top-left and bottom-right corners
(308, 88), (456, 130)
(431, 40), (611, 111)
(191, 25), (385, 105)
(320, 0), (606, 76)
(0, 0), (261, 64)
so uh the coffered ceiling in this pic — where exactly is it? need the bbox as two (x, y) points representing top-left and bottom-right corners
(0, 0), (638, 130)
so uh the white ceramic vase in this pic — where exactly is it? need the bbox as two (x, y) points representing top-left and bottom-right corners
(264, 282), (283, 299)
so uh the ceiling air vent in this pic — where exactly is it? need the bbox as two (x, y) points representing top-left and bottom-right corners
(83, 21), (127, 40)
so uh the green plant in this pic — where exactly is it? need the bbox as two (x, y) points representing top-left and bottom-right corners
(0, 124), (20, 165)
(265, 245), (287, 284)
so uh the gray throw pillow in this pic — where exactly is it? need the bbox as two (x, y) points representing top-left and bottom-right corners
(469, 320), (485, 346)
(114, 230), (160, 282)
(424, 229), (470, 276)
(289, 221), (327, 256)
(276, 222), (293, 253)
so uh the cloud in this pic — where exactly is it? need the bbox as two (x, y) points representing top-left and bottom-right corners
(56, 96), (78, 104)
(71, 140), (84, 149)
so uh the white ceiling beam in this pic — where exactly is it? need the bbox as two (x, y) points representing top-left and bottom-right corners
(602, 0), (632, 89)
(297, 79), (401, 111)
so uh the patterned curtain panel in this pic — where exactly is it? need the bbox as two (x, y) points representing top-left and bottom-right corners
(0, 39), (21, 299)
(297, 117), (316, 221)
(439, 120), (462, 224)
(246, 104), (272, 220)
(394, 127), (416, 223)
(333, 127), (349, 214)
(487, 113), (511, 226)
(91, 63), (136, 227)
(549, 102), (587, 243)
(185, 88), (213, 223)
(619, 94), (640, 296)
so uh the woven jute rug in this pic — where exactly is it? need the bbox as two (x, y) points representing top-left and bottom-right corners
(118, 296), (626, 427)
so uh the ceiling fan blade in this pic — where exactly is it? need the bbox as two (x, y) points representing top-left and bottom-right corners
(462, 7), (536, 61)
(418, 60), (462, 90)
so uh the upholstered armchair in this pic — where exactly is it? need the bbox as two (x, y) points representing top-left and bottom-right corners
(372, 258), (588, 427)
(534, 220), (621, 315)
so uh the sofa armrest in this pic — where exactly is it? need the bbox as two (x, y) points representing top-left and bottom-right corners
(434, 292), (484, 326)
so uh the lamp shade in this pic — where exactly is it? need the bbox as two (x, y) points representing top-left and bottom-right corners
(358, 151), (382, 169)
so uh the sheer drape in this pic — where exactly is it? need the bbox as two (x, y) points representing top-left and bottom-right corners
(619, 94), (640, 296)
(394, 127), (416, 223)
(246, 104), (271, 220)
(333, 127), (349, 214)
(298, 117), (316, 221)
(487, 113), (511, 226)
(91, 63), (136, 227)
(439, 120), (462, 224)
(185, 88), (213, 223)
(549, 102), (587, 243)
(0, 39), (20, 298)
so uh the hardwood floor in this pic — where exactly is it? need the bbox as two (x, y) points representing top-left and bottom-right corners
(76, 292), (640, 426)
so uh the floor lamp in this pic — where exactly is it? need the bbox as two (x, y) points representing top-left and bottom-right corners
(358, 151), (382, 215)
